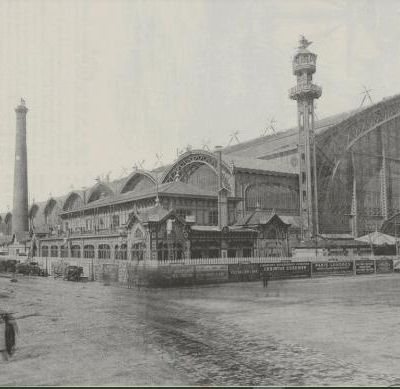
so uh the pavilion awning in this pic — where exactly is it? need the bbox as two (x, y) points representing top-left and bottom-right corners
(355, 231), (398, 246)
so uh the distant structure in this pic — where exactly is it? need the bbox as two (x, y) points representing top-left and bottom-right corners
(289, 35), (322, 238)
(12, 99), (29, 235)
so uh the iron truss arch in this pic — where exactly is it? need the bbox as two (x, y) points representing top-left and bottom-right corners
(315, 94), (400, 234)
(160, 150), (232, 192)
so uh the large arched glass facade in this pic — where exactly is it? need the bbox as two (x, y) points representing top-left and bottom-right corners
(317, 98), (400, 236)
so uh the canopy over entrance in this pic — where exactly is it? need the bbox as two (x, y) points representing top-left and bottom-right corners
(355, 231), (397, 246)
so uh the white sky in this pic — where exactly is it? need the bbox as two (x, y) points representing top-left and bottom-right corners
(1, 0), (400, 212)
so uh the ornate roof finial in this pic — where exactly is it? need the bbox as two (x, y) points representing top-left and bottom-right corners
(20, 98), (26, 106)
(298, 35), (312, 50)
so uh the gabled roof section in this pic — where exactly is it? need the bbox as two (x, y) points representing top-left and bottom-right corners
(62, 181), (222, 213)
(279, 215), (303, 229)
(125, 204), (184, 228)
(235, 209), (291, 228)
(138, 204), (173, 224)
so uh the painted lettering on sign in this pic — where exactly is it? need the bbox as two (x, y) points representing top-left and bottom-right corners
(260, 262), (311, 279)
(355, 259), (375, 275)
(312, 261), (353, 276)
(228, 263), (261, 281)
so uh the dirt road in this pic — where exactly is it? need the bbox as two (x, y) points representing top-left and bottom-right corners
(1, 273), (400, 386)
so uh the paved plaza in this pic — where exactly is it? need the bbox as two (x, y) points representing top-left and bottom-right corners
(1, 273), (400, 386)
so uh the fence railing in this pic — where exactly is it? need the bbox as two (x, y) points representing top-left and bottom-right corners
(1, 255), (399, 285)
(2, 254), (398, 266)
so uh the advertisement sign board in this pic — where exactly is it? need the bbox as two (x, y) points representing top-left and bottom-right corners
(312, 261), (353, 276)
(355, 259), (375, 275)
(195, 264), (229, 282)
(228, 263), (261, 281)
(260, 262), (311, 280)
(375, 259), (393, 273)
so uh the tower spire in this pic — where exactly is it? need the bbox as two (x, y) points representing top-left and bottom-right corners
(289, 37), (322, 238)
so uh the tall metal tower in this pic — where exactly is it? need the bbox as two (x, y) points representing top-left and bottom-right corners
(289, 36), (322, 238)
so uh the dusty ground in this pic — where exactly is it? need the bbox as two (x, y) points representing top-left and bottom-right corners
(1, 273), (400, 386)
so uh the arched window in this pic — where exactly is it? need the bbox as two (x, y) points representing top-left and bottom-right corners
(131, 242), (145, 261)
(50, 246), (58, 257)
(84, 245), (95, 259)
(71, 245), (81, 258)
(42, 245), (49, 257)
(98, 244), (111, 259)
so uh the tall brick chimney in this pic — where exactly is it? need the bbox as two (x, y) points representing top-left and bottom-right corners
(12, 98), (29, 235)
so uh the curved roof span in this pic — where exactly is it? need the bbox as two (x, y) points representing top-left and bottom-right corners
(119, 170), (157, 194)
(161, 149), (232, 190)
(86, 182), (114, 203)
(62, 191), (86, 211)
(44, 197), (64, 216)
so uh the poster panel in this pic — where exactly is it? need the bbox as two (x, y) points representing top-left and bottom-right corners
(260, 262), (311, 280)
(355, 259), (375, 275)
(312, 261), (353, 276)
(375, 258), (393, 273)
(228, 263), (261, 281)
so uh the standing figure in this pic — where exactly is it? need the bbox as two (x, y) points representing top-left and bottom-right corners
(0, 314), (7, 361)
(0, 313), (18, 360)
(263, 274), (269, 288)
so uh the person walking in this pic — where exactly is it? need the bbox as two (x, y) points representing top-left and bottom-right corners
(0, 312), (18, 361)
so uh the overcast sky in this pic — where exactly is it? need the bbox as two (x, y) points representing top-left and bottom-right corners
(0, 0), (399, 212)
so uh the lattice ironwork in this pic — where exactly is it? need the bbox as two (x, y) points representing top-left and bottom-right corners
(161, 150), (232, 191)
(316, 95), (400, 235)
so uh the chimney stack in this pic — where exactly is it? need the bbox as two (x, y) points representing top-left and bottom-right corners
(12, 98), (29, 235)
